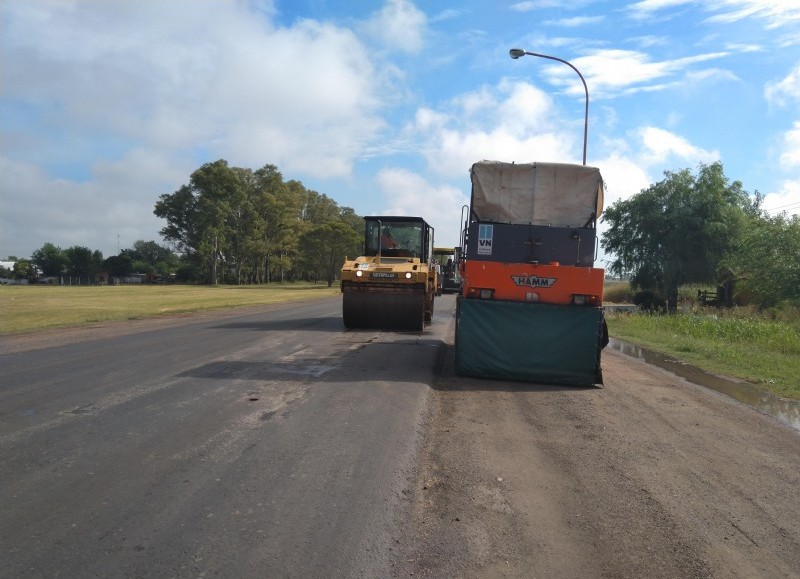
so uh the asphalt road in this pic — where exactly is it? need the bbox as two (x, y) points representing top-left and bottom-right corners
(1, 296), (444, 578)
(3, 295), (799, 579)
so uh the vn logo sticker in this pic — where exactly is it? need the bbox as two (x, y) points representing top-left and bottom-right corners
(477, 224), (493, 255)
(511, 275), (557, 288)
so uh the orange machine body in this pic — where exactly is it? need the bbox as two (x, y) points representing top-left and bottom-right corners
(462, 261), (604, 305)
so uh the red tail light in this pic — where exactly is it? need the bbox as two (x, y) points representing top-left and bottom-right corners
(467, 287), (495, 299)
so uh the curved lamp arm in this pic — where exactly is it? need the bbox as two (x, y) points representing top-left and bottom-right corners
(509, 48), (589, 166)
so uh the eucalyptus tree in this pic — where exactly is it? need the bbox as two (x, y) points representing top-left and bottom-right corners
(299, 220), (361, 286)
(155, 160), (244, 284)
(237, 165), (284, 283)
(155, 160), (363, 284)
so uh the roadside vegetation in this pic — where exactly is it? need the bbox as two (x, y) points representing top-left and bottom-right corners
(600, 163), (799, 401)
(605, 306), (800, 401)
(605, 281), (800, 401)
(0, 283), (339, 335)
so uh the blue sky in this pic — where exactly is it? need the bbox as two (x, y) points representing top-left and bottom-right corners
(2, 0), (799, 263)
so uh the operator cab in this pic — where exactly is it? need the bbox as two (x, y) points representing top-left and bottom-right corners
(364, 216), (433, 260)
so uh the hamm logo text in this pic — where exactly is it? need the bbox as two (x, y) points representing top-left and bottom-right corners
(511, 275), (557, 288)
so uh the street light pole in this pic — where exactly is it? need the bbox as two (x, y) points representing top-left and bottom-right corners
(509, 48), (589, 165)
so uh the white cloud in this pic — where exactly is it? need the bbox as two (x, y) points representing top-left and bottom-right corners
(628, 0), (800, 29)
(3, 2), (387, 180)
(765, 64), (800, 107)
(545, 16), (606, 27)
(0, 153), (177, 257)
(627, 0), (694, 20)
(595, 153), (653, 208)
(376, 168), (469, 247)
(0, 0), (397, 257)
(638, 126), (720, 165)
(361, 0), (428, 54)
(511, 0), (592, 10)
(706, 0), (800, 28)
(407, 80), (576, 176)
(762, 179), (800, 217)
(567, 49), (731, 98)
(779, 121), (800, 169)
(629, 35), (670, 48)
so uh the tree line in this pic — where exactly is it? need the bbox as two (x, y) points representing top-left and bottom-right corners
(601, 162), (799, 311)
(1, 240), (181, 283)
(3, 160), (364, 286)
(153, 160), (362, 285)
(6, 160), (796, 309)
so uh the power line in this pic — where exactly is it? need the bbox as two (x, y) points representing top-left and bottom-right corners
(764, 201), (800, 214)
(765, 201), (800, 210)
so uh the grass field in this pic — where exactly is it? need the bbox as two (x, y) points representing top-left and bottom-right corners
(0, 283), (340, 334)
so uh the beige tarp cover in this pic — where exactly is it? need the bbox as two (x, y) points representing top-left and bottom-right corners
(470, 161), (604, 227)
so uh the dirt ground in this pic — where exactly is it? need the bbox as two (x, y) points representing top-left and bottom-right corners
(396, 327), (800, 578)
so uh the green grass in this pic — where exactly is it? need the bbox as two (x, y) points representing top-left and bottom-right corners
(606, 309), (800, 400)
(0, 283), (340, 334)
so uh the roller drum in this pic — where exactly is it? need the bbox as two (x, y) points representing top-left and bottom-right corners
(343, 287), (425, 331)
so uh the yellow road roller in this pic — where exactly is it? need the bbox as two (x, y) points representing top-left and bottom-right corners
(341, 216), (437, 331)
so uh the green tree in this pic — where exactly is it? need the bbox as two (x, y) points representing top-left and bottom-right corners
(248, 166), (301, 284)
(32, 242), (68, 277)
(155, 160), (244, 284)
(127, 240), (176, 267)
(601, 163), (750, 311)
(155, 160), (362, 285)
(154, 184), (197, 254)
(92, 250), (105, 277)
(13, 259), (32, 280)
(299, 220), (361, 286)
(724, 212), (800, 307)
(122, 241), (177, 279)
(64, 246), (96, 278)
(104, 254), (133, 277)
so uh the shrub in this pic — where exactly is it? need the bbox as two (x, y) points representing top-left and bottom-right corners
(633, 289), (666, 312)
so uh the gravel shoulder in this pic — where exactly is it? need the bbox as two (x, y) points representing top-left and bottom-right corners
(397, 316), (800, 578)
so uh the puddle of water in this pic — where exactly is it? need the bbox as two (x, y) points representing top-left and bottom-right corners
(608, 338), (800, 431)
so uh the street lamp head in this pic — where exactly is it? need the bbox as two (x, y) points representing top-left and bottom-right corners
(509, 48), (526, 59)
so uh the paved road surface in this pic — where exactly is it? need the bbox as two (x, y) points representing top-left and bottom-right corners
(1, 296), (443, 578)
